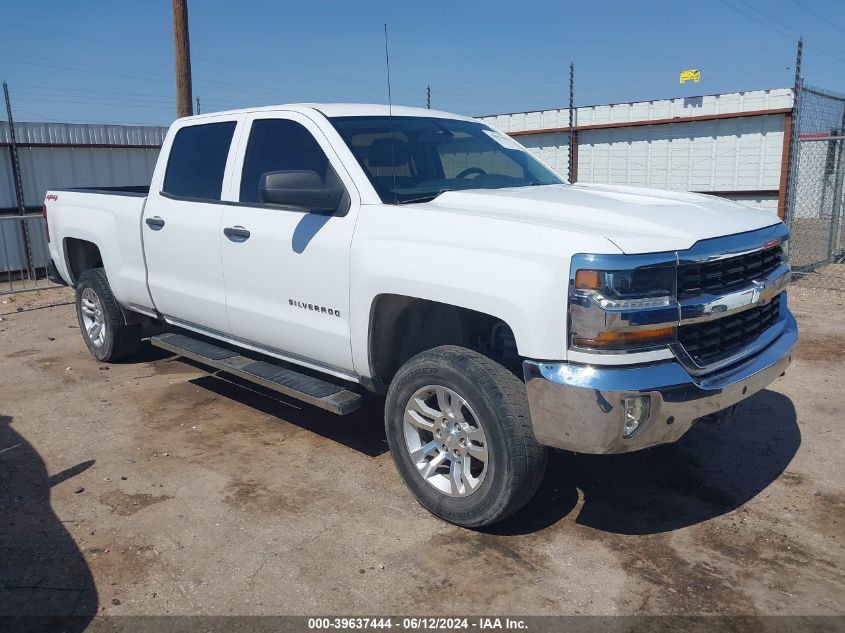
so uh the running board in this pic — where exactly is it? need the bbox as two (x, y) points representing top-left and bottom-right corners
(150, 333), (363, 415)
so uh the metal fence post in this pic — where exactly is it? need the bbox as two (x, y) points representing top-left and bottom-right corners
(3, 81), (34, 280)
(784, 40), (803, 229)
(568, 62), (575, 183)
(785, 80), (803, 236)
(828, 132), (845, 262)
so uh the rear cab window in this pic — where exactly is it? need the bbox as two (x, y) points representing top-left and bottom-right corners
(163, 121), (237, 201)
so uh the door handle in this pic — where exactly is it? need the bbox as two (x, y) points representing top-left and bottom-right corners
(224, 226), (251, 242)
(145, 216), (165, 230)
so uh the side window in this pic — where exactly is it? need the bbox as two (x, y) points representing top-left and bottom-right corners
(163, 121), (236, 200)
(239, 119), (335, 204)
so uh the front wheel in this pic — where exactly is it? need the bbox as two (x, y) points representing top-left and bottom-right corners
(75, 268), (141, 362)
(385, 345), (547, 528)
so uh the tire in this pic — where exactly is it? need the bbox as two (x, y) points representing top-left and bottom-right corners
(385, 345), (547, 528)
(75, 268), (141, 362)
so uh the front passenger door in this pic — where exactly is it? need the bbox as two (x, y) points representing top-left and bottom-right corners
(220, 113), (359, 375)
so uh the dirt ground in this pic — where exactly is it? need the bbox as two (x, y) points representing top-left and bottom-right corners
(0, 284), (843, 621)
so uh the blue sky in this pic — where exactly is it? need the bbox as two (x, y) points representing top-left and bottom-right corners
(3, 0), (845, 126)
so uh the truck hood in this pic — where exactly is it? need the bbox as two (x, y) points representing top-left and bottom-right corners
(425, 183), (782, 254)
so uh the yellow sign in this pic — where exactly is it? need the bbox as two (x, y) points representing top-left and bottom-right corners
(680, 69), (701, 84)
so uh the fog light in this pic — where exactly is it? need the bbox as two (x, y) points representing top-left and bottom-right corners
(623, 396), (651, 438)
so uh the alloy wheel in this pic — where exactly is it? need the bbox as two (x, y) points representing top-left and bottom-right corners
(402, 385), (489, 497)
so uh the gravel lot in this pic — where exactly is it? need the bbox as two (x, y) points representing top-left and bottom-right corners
(0, 285), (843, 621)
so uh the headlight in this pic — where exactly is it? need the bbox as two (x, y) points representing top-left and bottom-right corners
(575, 267), (675, 308)
(570, 262), (678, 352)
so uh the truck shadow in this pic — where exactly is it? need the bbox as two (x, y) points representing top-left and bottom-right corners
(189, 373), (389, 457)
(489, 389), (800, 536)
(0, 415), (97, 631)
(181, 358), (800, 537)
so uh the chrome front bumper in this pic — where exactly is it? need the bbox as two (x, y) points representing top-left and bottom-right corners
(523, 311), (797, 454)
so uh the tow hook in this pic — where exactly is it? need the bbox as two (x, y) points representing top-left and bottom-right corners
(696, 405), (738, 428)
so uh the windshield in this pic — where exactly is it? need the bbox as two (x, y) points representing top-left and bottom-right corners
(329, 115), (565, 204)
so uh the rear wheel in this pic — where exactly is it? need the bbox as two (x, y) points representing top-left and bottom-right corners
(75, 268), (141, 362)
(385, 345), (547, 528)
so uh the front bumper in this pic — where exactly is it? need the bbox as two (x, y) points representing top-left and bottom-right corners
(523, 311), (797, 454)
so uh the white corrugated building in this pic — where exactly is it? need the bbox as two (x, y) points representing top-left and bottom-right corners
(480, 88), (794, 216)
(1, 122), (167, 274)
(0, 122), (166, 213)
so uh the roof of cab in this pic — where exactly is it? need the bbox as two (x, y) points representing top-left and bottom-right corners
(180, 103), (477, 123)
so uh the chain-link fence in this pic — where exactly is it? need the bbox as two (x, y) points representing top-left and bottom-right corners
(787, 83), (845, 290)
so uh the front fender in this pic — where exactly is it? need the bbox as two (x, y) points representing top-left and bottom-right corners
(349, 204), (617, 378)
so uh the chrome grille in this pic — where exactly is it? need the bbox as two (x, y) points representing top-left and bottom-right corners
(678, 295), (781, 367)
(677, 245), (784, 300)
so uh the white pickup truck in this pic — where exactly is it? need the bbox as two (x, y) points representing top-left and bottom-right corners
(44, 104), (796, 527)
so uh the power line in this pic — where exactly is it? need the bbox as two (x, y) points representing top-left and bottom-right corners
(3, 47), (804, 117)
(718, 0), (845, 58)
(791, 0), (845, 37)
(1, 52), (382, 102)
(10, 96), (178, 110)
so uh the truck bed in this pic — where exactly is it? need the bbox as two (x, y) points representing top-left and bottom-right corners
(52, 185), (150, 197)
(45, 186), (154, 314)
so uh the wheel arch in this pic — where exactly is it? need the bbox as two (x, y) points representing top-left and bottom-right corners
(366, 294), (520, 392)
(63, 237), (103, 285)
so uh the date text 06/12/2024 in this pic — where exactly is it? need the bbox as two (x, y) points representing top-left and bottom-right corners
(307, 618), (528, 630)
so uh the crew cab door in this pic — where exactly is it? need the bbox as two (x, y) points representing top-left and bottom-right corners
(142, 116), (240, 335)
(220, 112), (359, 375)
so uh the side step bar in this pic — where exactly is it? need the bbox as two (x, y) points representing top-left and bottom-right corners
(150, 333), (363, 415)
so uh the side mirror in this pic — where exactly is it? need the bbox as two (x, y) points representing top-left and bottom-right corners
(258, 170), (344, 212)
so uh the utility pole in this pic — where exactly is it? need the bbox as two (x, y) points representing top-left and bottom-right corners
(196, 96), (201, 115)
(172, 0), (193, 118)
(568, 63), (576, 183)
(426, 85), (431, 109)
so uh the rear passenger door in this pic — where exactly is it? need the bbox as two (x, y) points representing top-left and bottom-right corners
(220, 112), (359, 375)
(143, 117), (239, 335)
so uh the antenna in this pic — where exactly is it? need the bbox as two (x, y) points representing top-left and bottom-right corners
(384, 23), (393, 115)
(384, 23), (397, 204)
